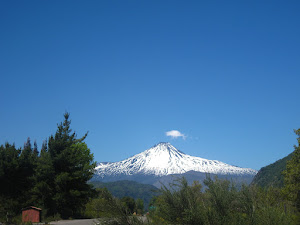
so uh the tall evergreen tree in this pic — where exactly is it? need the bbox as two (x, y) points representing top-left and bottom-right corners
(40, 112), (96, 218)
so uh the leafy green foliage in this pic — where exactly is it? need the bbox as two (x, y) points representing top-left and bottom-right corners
(86, 188), (148, 225)
(149, 176), (295, 225)
(204, 177), (238, 224)
(85, 188), (145, 217)
(85, 188), (115, 218)
(135, 198), (144, 215)
(121, 197), (136, 214)
(152, 178), (207, 225)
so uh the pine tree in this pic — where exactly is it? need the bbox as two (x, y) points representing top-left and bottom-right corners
(41, 112), (96, 218)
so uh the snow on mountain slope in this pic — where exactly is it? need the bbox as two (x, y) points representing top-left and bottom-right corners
(95, 142), (257, 177)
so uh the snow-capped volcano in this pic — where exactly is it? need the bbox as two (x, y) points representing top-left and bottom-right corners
(95, 142), (257, 177)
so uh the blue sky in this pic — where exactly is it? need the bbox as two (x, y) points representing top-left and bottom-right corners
(0, 1), (299, 170)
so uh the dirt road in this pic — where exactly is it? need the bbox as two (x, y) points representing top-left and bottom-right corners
(50, 219), (99, 225)
(50, 216), (148, 224)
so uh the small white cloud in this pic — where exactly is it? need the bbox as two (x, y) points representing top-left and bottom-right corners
(166, 130), (186, 140)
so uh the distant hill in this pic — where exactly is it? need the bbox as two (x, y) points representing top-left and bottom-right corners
(251, 152), (293, 188)
(89, 180), (159, 209)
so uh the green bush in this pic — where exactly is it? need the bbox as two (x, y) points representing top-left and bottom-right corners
(148, 176), (296, 225)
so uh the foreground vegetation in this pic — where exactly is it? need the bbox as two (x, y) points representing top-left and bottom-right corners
(149, 177), (296, 225)
(84, 176), (297, 225)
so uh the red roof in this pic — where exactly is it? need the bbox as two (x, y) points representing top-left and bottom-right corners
(22, 206), (42, 211)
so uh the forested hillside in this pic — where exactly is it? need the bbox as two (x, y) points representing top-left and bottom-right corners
(251, 153), (293, 188)
(90, 180), (158, 209)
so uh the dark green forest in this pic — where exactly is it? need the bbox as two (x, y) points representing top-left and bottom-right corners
(0, 114), (300, 224)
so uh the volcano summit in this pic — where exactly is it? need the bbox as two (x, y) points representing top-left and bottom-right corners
(93, 143), (257, 186)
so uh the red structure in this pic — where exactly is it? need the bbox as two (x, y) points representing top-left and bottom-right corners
(22, 206), (42, 223)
